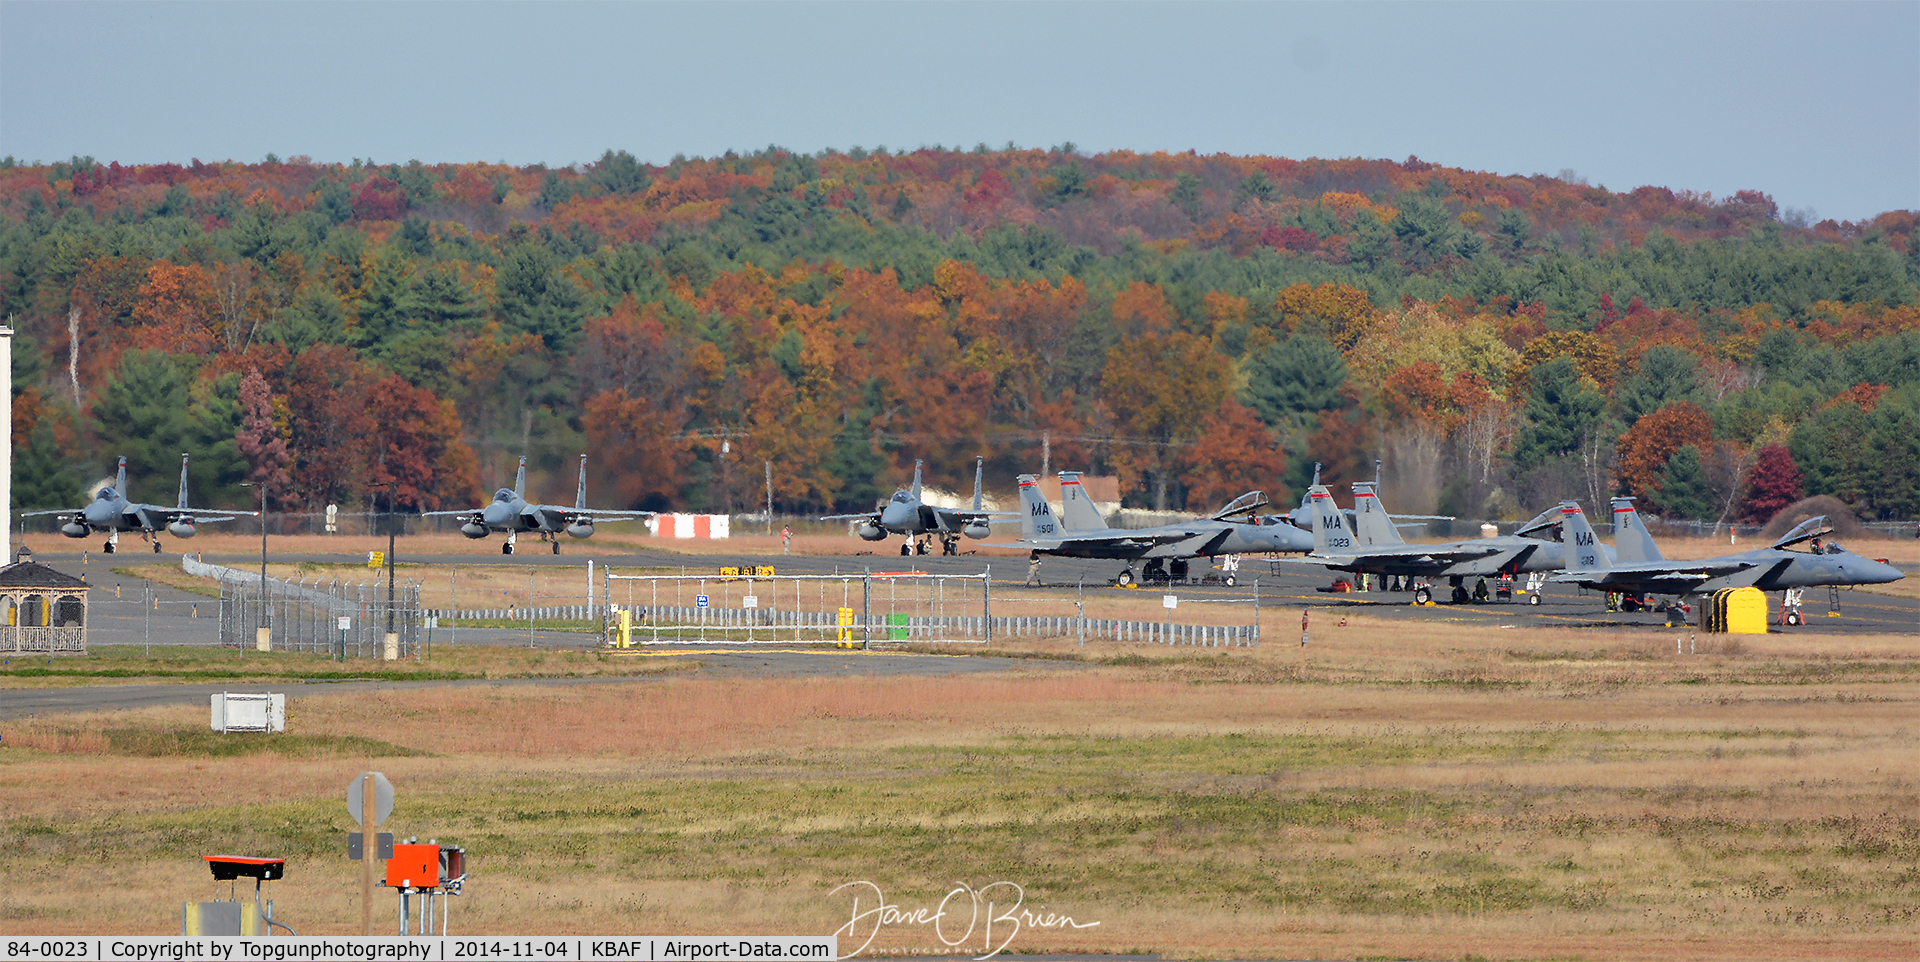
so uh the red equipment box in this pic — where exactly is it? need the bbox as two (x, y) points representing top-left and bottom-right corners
(386, 843), (440, 889)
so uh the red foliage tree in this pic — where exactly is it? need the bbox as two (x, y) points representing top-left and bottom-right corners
(1740, 444), (1804, 524)
(235, 369), (293, 509)
(364, 375), (480, 512)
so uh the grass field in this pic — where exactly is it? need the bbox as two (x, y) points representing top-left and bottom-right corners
(5, 616), (1920, 960)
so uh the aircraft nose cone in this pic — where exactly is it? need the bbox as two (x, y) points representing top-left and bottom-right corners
(483, 505), (513, 527)
(83, 503), (116, 525)
(1863, 558), (1907, 585)
(880, 503), (912, 531)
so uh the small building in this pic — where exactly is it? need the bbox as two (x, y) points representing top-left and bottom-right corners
(0, 551), (89, 654)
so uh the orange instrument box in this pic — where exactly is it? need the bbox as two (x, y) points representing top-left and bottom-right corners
(386, 843), (440, 888)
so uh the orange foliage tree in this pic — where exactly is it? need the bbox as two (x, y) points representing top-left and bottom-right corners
(1100, 331), (1231, 509)
(1615, 402), (1714, 500)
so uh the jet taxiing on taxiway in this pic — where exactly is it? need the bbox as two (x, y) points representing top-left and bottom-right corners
(1000, 471), (1311, 585)
(821, 458), (1016, 556)
(425, 455), (651, 554)
(1551, 498), (1904, 605)
(1279, 481), (1593, 604)
(24, 454), (255, 554)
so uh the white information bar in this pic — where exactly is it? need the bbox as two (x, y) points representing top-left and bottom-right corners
(0, 938), (836, 962)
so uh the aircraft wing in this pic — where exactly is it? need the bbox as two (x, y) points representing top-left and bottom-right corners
(19, 509), (79, 517)
(423, 509), (484, 517)
(1550, 558), (1761, 588)
(820, 512), (881, 522)
(162, 507), (257, 520)
(1301, 543), (1506, 564)
(986, 528), (1217, 555)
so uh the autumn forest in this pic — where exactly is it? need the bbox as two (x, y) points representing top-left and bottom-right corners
(2, 146), (1916, 527)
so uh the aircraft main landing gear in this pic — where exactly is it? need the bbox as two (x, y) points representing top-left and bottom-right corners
(152, 540), (163, 554)
(1413, 586), (1432, 605)
(551, 541), (561, 555)
(1116, 567), (1135, 587)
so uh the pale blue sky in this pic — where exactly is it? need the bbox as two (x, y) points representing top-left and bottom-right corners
(2, 1), (1914, 222)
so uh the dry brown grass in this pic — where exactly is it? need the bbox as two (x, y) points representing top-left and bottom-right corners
(7, 619), (1920, 959)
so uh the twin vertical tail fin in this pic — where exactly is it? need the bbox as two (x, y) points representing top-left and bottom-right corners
(972, 456), (985, 512)
(1306, 485), (1343, 554)
(1015, 474), (1058, 540)
(513, 457), (528, 500)
(116, 456), (128, 497)
(1609, 497), (1663, 563)
(1058, 471), (1108, 531)
(1560, 501), (1607, 571)
(1349, 482), (1403, 547)
(177, 453), (191, 510)
(911, 459), (923, 503)
(575, 454), (589, 510)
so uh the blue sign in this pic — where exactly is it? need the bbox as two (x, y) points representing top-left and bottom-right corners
(695, 595), (710, 608)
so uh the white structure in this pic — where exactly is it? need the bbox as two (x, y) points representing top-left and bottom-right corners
(647, 514), (731, 539)
(211, 692), (287, 732)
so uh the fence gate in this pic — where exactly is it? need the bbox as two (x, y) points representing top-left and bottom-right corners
(218, 577), (423, 658)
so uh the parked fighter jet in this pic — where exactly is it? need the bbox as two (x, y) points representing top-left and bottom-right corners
(1550, 499), (1904, 617)
(999, 472), (1310, 585)
(821, 458), (1015, 556)
(425, 455), (651, 554)
(23, 454), (255, 554)
(1277, 482), (1588, 603)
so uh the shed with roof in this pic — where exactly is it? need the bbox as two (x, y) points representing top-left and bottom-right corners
(0, 555), (89, 654)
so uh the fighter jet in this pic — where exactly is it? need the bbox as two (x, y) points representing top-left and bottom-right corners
(1550, 498), (1904, 618)
(1276, 481), (1588, 603)
(821, 458), (1015, 556)
(997, 472), (1310, 585)
(23, 454), (255, 554)
(425, 455), (652, 554)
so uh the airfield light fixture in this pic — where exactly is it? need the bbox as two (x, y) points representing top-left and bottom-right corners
(369, 482), (397, 644)
(240, 482), (268, 642)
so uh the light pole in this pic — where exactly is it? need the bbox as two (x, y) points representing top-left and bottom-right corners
(370, 481), (397, 660)
(240, 481), (268, 651)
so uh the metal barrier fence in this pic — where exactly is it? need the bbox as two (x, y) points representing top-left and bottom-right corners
(599, 570), (1262, 648)
(192, 557), (424, 657)
(603, 571), (994, 645)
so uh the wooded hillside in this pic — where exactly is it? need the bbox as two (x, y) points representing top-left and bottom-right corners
(3, 147), (1915, 524)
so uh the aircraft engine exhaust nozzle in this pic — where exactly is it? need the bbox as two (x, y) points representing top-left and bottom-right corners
(167, 519), (197, 539)
(962, 520), (992, 540)
(459, 521), (490, 539)
(566, 521), (595, 539)
(60, 519), (89, 538)
(856, 522), (887, 541)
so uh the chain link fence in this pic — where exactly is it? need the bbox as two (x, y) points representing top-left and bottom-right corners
(190, 557), (423, 657)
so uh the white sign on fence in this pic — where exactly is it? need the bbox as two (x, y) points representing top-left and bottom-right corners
(337, 616), (352, 630)
(1163, 595), (1178, 610)
(742, 596), (758, 609)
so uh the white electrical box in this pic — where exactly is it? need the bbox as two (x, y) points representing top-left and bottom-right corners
(211, 693), (286, 733)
